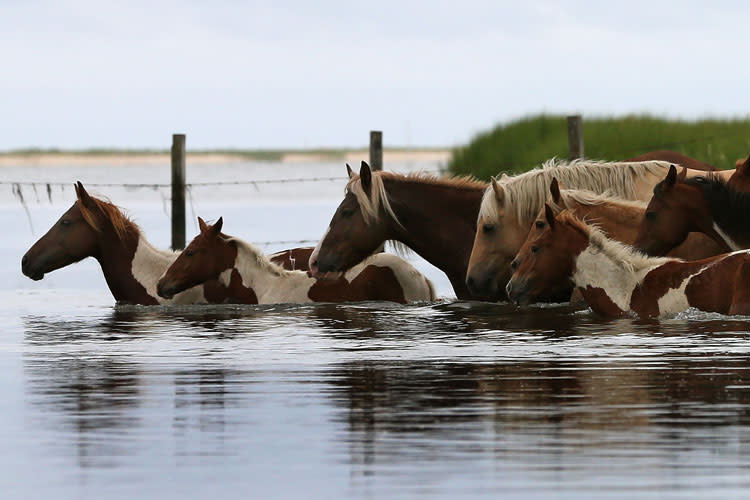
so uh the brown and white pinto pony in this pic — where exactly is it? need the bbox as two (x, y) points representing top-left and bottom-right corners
(544, 178), (723, 260)
(634, 165), (750, 256)
(158, 217), (436, 304)
(20, 182), (313, 305)
(309, 161), (488, 300)
(465, 159), (732, 300)
(506, 206), (750, 318)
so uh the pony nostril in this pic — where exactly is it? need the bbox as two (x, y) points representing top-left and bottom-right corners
(510, 260), (519, 271)
(467, 275), (475, 288)
(21, 255), (28, 267)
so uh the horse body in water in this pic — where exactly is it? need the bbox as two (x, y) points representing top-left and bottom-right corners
(157, 217), (435, 304)
(634, 166), (750, 256)
(309, 161), (487, 300)
(465, 159), (731, 300)
(20, 182), (313, 305)
(506, 206), (750, 318)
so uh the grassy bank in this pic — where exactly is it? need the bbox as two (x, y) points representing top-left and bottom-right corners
(448, 115), (750, 180)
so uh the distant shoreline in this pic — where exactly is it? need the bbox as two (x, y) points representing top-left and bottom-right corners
(0, 148), (451, 166)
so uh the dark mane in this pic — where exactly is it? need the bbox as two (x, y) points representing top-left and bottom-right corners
(685, 175), (750, 235)
(79, 196), (140, 241)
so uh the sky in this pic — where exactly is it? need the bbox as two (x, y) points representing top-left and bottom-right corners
(2, 0), (749, 150)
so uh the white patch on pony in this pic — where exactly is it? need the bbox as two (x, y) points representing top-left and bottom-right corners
(712, 222), (742, 251)
(132, 236), (206, 305)
(478, 159), (670, 225)
(308, 224), (330, 270)
(571, 223), (672, 312)
(343, 253), (436, 302)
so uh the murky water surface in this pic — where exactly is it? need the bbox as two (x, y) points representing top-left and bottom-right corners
(2, 160), (750, 498)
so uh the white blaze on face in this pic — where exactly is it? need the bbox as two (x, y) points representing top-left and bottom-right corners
(308, 225), (330, 273)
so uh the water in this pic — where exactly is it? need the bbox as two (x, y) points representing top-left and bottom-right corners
(2, 159), (750, 498)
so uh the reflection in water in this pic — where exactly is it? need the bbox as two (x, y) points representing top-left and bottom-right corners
(17, 301), (750, 496)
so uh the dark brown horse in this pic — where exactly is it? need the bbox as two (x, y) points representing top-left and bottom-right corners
(507, 206), (750, 318)
(20, 182), (313, 305)
(309, 161), (488, 300)
(157, 217), (436, 304)
(634, 166), (750, 256)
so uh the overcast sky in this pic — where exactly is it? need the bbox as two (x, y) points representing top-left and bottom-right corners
(2, 1), (749, 150)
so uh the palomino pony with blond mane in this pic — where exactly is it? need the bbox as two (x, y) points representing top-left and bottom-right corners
(309, 161), (488, 300)
(465, 159), (730, 300)
(506, 206), (750, 318)
(21, 182), (314, 305)
(634, 165), (750, 257)
(158, 217), (435, 304)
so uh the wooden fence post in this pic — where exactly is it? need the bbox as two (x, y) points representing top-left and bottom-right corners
(567, 115), (584, 160)
(171, 133), (186, 250)
(370, 130), (383, 171)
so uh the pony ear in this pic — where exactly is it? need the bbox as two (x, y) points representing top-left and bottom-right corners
(737, 156), (750, 175)
(198, 217), (208, 232)
(662, 164), (678, 191)
(211, 217), (223, 236)
(491, 176), (504, 204)
(544, 203), (556, 229)
(359, 160), (372, 193)
(549, 178), (561, 204)
(346, 163), (355, 179)
(75, 181), (94, 208)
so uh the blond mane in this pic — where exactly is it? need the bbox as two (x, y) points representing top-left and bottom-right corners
(78, 196), (139, 241)
(478, 159), (670, 224)
(558, 210), (674, 273)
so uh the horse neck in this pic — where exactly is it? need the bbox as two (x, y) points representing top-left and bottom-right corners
(572, 236), (669, 312)
(566, 198), (645, 245)
(95, 225), (170, 304)
(699, 184), (750, 250)
(381, 177), (485, 278)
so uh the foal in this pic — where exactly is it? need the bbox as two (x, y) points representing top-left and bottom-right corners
(157, 217), (436, 304)
(506, 206), (750, 318)
(634, 165), (750, 256)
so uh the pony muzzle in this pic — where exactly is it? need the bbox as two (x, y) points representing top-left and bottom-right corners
(506, 277), (531, 306)
(156, 279), (179, 299)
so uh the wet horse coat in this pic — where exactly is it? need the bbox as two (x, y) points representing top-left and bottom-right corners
(309, 161), (487, 300)
(20, 182), (314, 305)
(158, 217), (436, 304)
(507, 207), (750, 318)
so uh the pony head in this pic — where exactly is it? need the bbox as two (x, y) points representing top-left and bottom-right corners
(21, 181), (134, 280)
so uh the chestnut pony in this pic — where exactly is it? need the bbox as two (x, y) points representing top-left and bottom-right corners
(465, 159), (731, 300)
(635, 165), (750, 256)
(506, 206), (750, 318)
(21, 182), (313, 305)
(158, 217), (436, 304)
(544, 179), (723, 260)
(309, 161), (487, 300)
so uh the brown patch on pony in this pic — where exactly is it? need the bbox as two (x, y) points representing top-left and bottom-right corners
(580, 286), (625, 317)
(269, 248), (313, 271)
(625, 150), (717, 171)
(308, 265), (406, 303)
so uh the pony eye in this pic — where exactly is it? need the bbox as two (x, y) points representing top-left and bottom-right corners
(482, 223), (495, 234)
(645, 211), (656, 221)
(341, 209), (355, 218)
(185, 250), (195, 257)
(60, 219), (72, 226)
(535, 220), (545, 229)
(531, 245), (539, 254)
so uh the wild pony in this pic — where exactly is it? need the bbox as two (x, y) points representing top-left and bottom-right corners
(465, 159), (727, 300)
(634, 166), (750, 256)
(544, 178), (723, 260)
(308, 161), (488, 300)
(21, 182), (314, 305)
(157, 217), (436, 304)
(506, 206), (750, 318)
